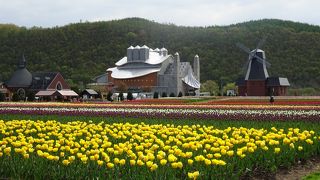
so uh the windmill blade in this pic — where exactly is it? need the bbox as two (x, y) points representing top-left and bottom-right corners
(236, 43), (251, 54)
(241, 59), (251, 73)
(256, 37), (267, 50)
(254, 54), (271, 67)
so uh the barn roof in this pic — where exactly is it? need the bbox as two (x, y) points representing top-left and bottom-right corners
(182, 68), (200, 89)
(107, 67), (161, 79)
(30, 72), (58, 90)
(83, 89), (98, 95)
(115, 50), (169, 66)
(267, 77), (290, 86)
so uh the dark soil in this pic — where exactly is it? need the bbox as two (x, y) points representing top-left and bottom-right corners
(242, 156), (320, 180)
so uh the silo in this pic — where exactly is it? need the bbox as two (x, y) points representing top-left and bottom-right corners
(127, 46), (134, 61)
(133, 45), (140, 61)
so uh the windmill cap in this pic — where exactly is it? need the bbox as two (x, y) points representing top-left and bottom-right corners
(251, 49), (264, 53)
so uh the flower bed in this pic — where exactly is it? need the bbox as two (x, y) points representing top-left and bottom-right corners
(0, 106), (319, 122)
(0, 119), (319, 179)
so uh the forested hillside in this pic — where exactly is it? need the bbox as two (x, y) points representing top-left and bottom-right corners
(0, 18), (320, 89)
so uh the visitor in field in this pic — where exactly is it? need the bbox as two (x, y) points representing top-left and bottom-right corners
(269, 96), (274, 105)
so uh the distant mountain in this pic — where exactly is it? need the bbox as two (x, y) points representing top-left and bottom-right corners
(0, 18), (319, 88)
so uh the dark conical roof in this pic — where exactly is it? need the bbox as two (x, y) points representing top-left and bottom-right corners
(6, 55), (32, 88)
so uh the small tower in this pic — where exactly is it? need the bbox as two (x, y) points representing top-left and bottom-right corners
(193, 54), (200, 82)
(127, 46), (134, 62)
(174, 52), (182, 95)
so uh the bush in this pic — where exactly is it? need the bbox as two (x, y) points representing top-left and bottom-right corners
(169, 92), (175, 97)
(178, 92), (183, 97)
(26, 91), (35, 102)
(153, 92), (159, 99)
(12, 93), (20, 102)
(161, 92), (167, 97)
(0, 93), (5, 101)
(127, 92), (133, 101)
(107, 92), (113, 102)
(118, 92), (124, 101)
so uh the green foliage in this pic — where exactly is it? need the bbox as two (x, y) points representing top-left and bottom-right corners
(178, 92), (183, 97)
(161, 92), (167, 97)
(153, 92), (159, 99)
(26, 91), (35, 102)
(11, 93), (20, 102)
(1, 18), (320, 88)
(106, 92), (113, 102)
(127, 92), (133, 100)
(0, 93), (5, 101)
(303, 171), (320, 180)
(118, 92), (124, 101)
(223, 83), (237, 96)
(201, 80), (219, 96)
(288, 88), (320, 96)
(169, 92), (175, 97)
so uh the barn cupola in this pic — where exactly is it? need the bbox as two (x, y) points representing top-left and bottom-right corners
(127, 46), (134, 62)
(139, 45), (149, 61)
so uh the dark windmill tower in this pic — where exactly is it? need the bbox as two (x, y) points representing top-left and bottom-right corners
(236, 39), (290, 96)
(236, 39), (271, 96)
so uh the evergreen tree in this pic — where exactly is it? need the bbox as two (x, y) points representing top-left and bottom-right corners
(107, 92), (113, 102)
(127, 92), (133, 100)
(118, 92), (124, 101)
(161, 92), (167, 97)
(153, 92), (159, 99)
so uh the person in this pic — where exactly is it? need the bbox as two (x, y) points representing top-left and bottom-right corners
(269, 96), (274, 105)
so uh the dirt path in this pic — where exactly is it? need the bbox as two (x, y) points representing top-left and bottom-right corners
(275, 157), (320, 180)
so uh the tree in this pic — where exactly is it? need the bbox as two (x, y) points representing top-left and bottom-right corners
(107, 91), (113, 102)
(223, 83), (237, 96)
(26, 91), (35, 102)
(200, 80), (219, 96)
(118, 92), (124, 101)
(127, 92), (133, 100)
(153, 92), (159, 99)
(0, 93), (5, 101)
(161, 92), (167, 97)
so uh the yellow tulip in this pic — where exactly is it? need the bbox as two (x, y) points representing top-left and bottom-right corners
(97, 160), (104, 166)
(160, 159), (167, 166)
(107, 162), (114, 169)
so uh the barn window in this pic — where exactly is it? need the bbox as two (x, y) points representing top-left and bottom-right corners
(56, 82), (62, 90)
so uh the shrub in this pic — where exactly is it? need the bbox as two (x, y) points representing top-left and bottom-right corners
(161, 92), (167, 97)
(118, 92), (124, 101)
(127, 92), (133, 101)
(169, 92), (175, 97)
(178, 92), (183, 97)
(153, 92), (159, 99)
(0, 93), (5, 101)
(107, 92), (113, 102)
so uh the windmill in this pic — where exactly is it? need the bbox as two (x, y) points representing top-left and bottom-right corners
(236, 38), (271, 81)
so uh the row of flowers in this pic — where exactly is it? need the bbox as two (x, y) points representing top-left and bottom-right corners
(0, 106), (319, 121)
(1, 102), (320, 111)
(0, 119), (319, 179)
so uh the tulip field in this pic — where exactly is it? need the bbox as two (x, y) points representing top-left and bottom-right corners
(0, 99), (320, 179)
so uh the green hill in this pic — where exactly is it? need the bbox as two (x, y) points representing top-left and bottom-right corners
(0, 18), (320, 89)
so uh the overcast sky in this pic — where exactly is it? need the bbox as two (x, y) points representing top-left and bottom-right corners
(0, 0), (319, 28)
